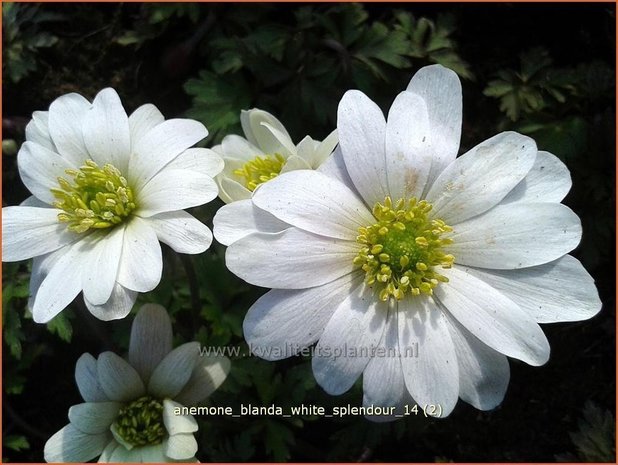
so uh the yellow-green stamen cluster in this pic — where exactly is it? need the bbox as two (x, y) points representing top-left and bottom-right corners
(113, 396), (165, 447)
(354, 197), (455, 301)
(51, 160), (135, 233)
(233, 153), (285, 191)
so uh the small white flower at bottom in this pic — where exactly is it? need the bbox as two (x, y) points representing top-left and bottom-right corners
(44, 304), (230, 462)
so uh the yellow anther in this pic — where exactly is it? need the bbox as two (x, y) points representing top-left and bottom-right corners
(233, 153), (285, 191)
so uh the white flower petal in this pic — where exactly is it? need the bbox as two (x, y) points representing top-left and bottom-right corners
(219, 134), (262, 161)
(20, 195), (51, 208)
(148, 342), (201, 399)
(69, 402), (122, 434)
(217, 175), (252, 203)
(426, 132), (537, 224)
(129, 119), (208, 190)
(139, 444), (167, 463)
(447, 202), (582, 269)
(163, 399), (199, 435)
(260, 121), (297, 157)
(146, 211), (213, 254)
(83, 88), (131, 172)
(109, 443), (142, 462)
(175, 355), (231, 406)
(75, 353), (109, 402)
(164, 433), (198, 460)
(17, 141), (75, 204)
(28, 246), (66, 311)
(97, 351), (146, 402)
(280, 155), (312, 173)
(312, 283), (388, 395)
(213, 199), (288, 246)
(446, 315), (510, 411)
(44, 424), (110, 463)
(129, 304), (173, 383)
(98, 440), (119, 462)
(308, 129), (338, 167)
(84, 282), (137, 321)
(82, 227), (125, 306)
(2, 206), (77, 262)
(436, 265), (550, 366)
(137, 169), (218, 217)
(128, 103), (164, 150)
(463, 255), (602, 323)
(317, 145), (355, 191)
(25, 111), (56, 152)
(398, 297), (459, 417)
(501, 151), (572, 204)
(253, 170), (374, 240)
(48, 92), (92, 167)
(385, 91), (432, 200)
(407, 64), (462, 186)
(241, 108), (293, 156)
(244, 272), (363, 360)
(362, 307), (406, 421)
(32, 240), (89, 323)
(337, 90), (389, 206)
(165, 148), (224, 178)
(117, 217), (163, 293)
(226, 228), (358, 289)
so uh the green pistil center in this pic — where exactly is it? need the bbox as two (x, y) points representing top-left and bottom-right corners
(233, 153), (285, 191)
(113, 396), (165, 447)
(354, 196), (455, 302)
(51, 160), (136, 233)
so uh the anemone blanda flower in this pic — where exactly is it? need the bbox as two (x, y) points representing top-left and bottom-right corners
(2, 88), (223, 323)
(213, 65), (602, 419)
(214, 108), (337, 203)
(44, 304), (230, 462)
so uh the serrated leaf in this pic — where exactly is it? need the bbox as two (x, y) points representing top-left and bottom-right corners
(5, 435), (30, 452)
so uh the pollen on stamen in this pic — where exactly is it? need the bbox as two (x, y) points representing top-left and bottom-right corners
(353, 196), (455, 302)
(51, 159), (136, 234)
(233, 153), (286, 191)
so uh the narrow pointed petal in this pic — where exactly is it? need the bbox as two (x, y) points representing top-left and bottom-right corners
(82, 88), (131, 172)
(398, 297), (459, 417)
(312, 283), (388, 395)
(436, 265), (550, 366)
(129, 304), (173, 383)
(407, 64), (462, 186)
(426, 132), (537, 224)
(337, 90), (388, 207)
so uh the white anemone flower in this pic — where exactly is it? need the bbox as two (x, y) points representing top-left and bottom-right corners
(44, 304), (231, 462)
(2, 88), (223, 323)
(214, 108), (337, 203)
(213, 65), (602, 419)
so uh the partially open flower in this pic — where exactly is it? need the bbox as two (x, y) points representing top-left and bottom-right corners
(44, 304), (230, 462)
(214, 108), (337, 203)
(2, 88), (223, 323)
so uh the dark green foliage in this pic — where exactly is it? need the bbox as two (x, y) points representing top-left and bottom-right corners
(2, 3), (614, 463)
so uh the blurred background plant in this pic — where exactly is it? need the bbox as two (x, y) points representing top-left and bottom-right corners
(2, 3), (615, 462)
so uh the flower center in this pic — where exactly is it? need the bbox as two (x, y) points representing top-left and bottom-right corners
(51, 160), (136, 233)
(354, 196), (454, 302)
(233, 153), (285, 191)
(112, 396), (165, 447)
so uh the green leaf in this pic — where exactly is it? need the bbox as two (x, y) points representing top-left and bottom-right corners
(5, 435), (30, 452)
(570, 401), (615, 462)
(46, 311), (73, 343)
(184, 70), (251, 143)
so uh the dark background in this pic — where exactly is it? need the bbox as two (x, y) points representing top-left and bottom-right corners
(2, 3), (615, 462)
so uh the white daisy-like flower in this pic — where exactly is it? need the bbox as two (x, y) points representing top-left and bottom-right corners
(214, 108), (337, 203)
(213, 65), (602, 418)
(2, 88), (223, 323)
(44, 304), (231, 463)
